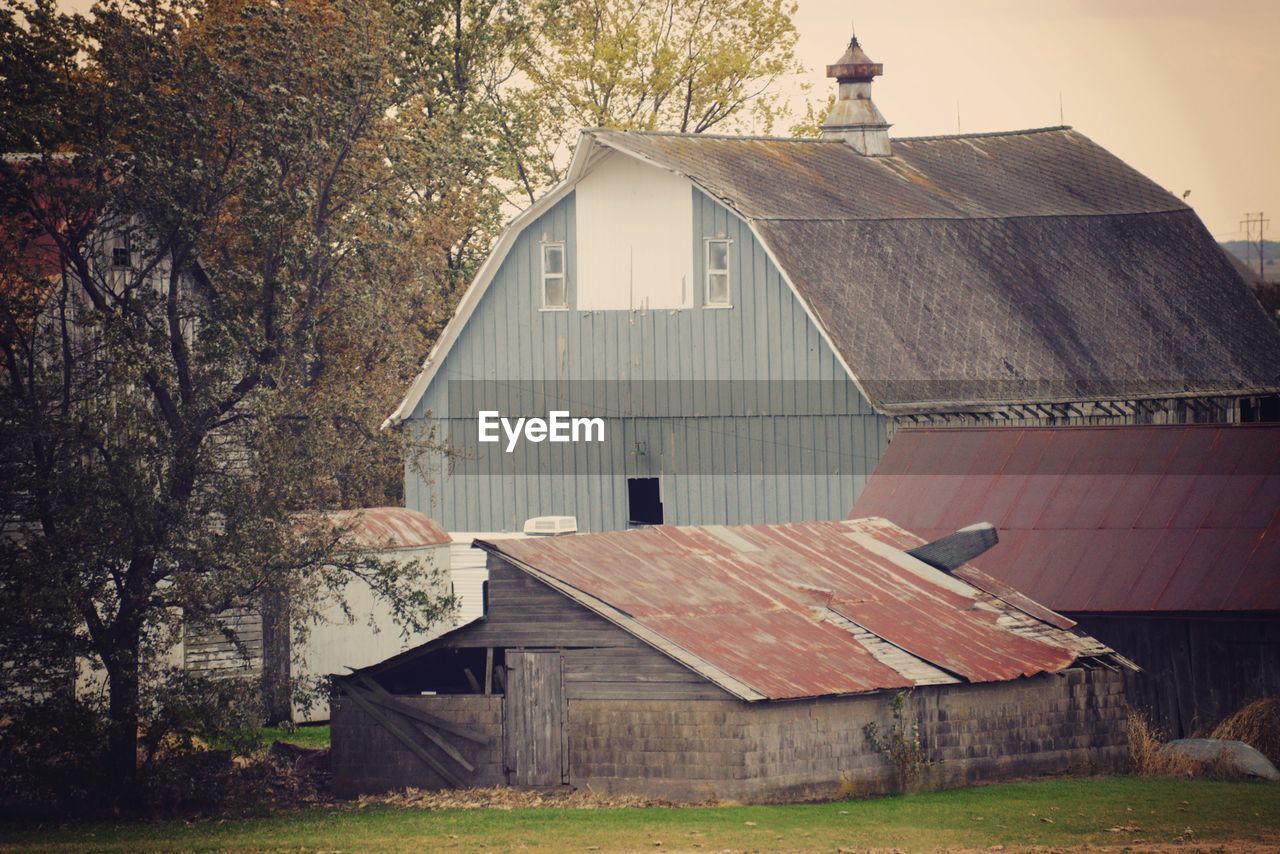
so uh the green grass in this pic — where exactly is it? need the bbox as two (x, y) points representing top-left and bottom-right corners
(258, 724), (330, 750)
(4, 778), (1277, 851)
(205, 725), (329, 754)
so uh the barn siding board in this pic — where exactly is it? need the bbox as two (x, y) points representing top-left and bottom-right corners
(505, 651), (567, 785)
(441, 559), (648, 650)
(183, 609), (264, 679)
(561, 648), (733, 701)
(331, 695), (505, 796)
(1074, 613), (1280, 737)
(407, 187), (885, 532)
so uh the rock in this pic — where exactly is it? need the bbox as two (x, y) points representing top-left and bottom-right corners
(1159, 738), (1280, 781)
(270, 740), (329, 774)
(295, 747), (330, 775)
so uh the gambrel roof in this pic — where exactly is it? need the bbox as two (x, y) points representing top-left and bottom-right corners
(388, 127), (1280, 424)
(590, 127), (1280, 412)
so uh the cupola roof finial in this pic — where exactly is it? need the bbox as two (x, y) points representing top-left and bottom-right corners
(820, 27), (891, 156)
(826, 28), (883, 83)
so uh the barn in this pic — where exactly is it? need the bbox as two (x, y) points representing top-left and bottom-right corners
(850, 423), (1280, 737)
(385, 32), (1280, 535)
(331, 518), (1133, 801)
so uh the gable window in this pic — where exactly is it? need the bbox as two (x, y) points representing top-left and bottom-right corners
(541, 242), (567, 310)
(704, 238), (731, 307)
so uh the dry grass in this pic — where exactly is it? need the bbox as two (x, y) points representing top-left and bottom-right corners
(1211, 697), (1280, 767)
(1125, 707), (1204, 778)
(357, 786), (682, 811)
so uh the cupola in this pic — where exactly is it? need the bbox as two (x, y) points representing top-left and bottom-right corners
(820, 31), (891, 156)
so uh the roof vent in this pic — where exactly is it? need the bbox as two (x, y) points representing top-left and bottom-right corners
(820, 29), (891, 157)
(522, 515), (578, 536)
(906, 523), (998, 572)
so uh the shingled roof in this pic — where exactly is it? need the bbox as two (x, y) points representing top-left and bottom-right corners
(589, 127), (1280, 412)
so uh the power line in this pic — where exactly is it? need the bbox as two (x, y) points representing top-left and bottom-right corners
(1240, 212), (1270, 281)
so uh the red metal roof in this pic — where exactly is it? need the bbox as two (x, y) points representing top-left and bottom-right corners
(482, 518), (1092, 701)
(851, 425), (1280, 613)
(325, 507), (450, 550)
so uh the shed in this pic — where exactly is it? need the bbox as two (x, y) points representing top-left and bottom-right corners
(182, 507), (453, 722)
(331, 518), (1132, 801)
(850, 424), (1280, 736)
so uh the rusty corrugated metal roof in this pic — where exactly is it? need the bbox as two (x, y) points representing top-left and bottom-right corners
(588, 128), (1280, 409)
(478, 517), (1105, 701)
(325, 507), (450, 550)
(851, 425), (1280, 613)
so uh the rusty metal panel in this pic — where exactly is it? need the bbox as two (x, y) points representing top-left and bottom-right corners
(325, 507), (450, 550)
(483, 517), (1089, 701)
(852, 425), (1280, 613)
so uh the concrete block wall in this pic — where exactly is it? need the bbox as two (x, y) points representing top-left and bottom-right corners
(905, 668), (1127, 793)
(569, 669), (1127, 802)
(331, 668), (1127, 801)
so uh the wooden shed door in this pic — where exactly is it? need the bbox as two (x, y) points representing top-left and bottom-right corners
(503, 651), (568, 786)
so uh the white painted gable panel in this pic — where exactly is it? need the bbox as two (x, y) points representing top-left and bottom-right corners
(575, 152), (693, 310)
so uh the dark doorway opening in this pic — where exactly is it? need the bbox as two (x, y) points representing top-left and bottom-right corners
(1243, 394), (1280, 423)
(627, 477), (663, 526)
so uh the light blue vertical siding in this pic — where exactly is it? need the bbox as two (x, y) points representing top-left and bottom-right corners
(407, 188), (888, 532)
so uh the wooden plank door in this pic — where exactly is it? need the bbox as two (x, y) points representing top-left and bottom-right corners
(503, 651), (567, 786)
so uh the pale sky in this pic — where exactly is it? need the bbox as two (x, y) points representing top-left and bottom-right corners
(790, 1), (1280, 240)
(55, 0), (1278, 239)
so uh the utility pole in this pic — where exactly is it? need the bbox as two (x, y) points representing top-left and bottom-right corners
(1241, 212), (1270, 281)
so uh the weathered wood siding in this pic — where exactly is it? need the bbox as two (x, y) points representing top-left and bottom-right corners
(505, 651), (568, 785)
(445, 557), (648, 650)
(406, 183), (888, 532)
(1074, 613), (1280, 737)
(380, 555), (733, 702)
(331, 694), (505, 796)
(561, 648), (729, 700)
(183, 607), (264, 679)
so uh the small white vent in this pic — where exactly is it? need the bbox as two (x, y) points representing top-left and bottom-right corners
(522, 515), (578, 536)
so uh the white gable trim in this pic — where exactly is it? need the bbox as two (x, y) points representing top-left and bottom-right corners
(595, 135), (881, 410)
(384, 131), (878, 428)
(384, 133), (622, 428)
(382, 182), (570, 426)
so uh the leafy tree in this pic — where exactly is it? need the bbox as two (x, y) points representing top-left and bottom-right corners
(386, 0), (546, 285)
(0, 0), (459, 798)
(385, 0), (807, 207)
(514, 0), (804, 184)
